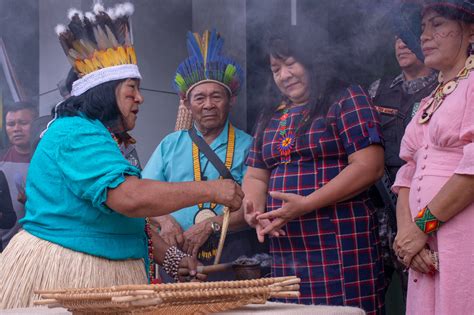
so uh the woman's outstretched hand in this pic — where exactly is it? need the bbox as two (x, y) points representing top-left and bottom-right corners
(243, 199), (285, 243)
(254, 191), (308, 236)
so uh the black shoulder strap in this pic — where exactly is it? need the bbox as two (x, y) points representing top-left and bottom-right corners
(188, 127), (235, 181)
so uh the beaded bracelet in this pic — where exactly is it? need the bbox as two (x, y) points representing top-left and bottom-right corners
(414, 206), (444, 235)
(163, 246), (190, 282)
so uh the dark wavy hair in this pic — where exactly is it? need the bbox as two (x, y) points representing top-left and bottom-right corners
(425, 3), (474, 24)
(254, 32), (348, 143)
(53, 79), (125, 128)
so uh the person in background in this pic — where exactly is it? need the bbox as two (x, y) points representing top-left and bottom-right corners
(367, 3), (438, 301)
(243, 30), (385, 314)
(143, 30), (266, 281)
(0, 170), (16, 251)
(392, 0), (474, 313)
(0, 101), (37, 250)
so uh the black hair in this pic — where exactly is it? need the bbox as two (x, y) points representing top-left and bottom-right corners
(4, 101), (38, 119)
(53, 79), (124, 128)
(57, 68), (78, 98)
(423, 4), (474, 59)
(429, 4), (474, 24)
(254, 31), (348, 142)
(65, 68), (78, 94)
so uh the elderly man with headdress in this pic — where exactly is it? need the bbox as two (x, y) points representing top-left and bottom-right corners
(143, 30), (264, 281)
(0, 3), (243, 309)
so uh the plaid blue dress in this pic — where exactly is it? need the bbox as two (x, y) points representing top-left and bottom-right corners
(247, 85), (385, 314)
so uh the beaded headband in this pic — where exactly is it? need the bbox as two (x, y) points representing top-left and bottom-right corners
(174, 29), (244, 99)
(55, 2), (141, 96)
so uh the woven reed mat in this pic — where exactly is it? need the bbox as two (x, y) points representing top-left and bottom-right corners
(33, 276), (301, 314)
(2, 303), (366, 315)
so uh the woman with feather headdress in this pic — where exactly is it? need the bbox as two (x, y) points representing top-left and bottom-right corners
(0, 3), (243, 309)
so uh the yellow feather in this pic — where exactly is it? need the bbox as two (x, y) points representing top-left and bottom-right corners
(130, 47), (137, 65)
(106, 47), (120, 66)
(75, 60), (87, 75)
(91, 57), (102, 70)
(117, 46), (127, 64)
(202, 31), (209, 66)
(127, 46), (137, 64)
(103, 49), (112, 66)
(96, 50), (112, 67)
(84, 59), (96, 73)
(193, 33), (201, 51)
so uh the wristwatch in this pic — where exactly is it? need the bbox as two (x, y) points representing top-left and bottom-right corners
(210, 221), (221, 233)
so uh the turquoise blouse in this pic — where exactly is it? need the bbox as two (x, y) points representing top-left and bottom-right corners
(142, 121), (252, 231)
(20, 115), (146, 261)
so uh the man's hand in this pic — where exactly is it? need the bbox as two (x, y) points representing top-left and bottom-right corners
(177, 256), (207, 282)
(182, 221), (213, 257)
(209, 179), (244, 211)
(151, 215), (184, 248)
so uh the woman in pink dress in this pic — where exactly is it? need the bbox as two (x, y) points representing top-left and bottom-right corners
(392, 1), (474, 314)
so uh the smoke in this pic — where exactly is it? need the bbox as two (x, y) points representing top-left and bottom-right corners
(236, 253), (272, 267)
(246, 0), (403, 129)
(191, 0), (248, 130)
(0, 0), (412, 154)
(0, 0), (39, 104)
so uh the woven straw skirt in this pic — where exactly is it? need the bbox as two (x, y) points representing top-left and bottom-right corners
(0, 230), (148, 309)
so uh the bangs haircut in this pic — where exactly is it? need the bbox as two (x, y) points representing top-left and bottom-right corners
(254, 34), (348, 145)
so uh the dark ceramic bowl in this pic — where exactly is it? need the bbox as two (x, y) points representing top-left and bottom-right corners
(232, 262), (261, 280)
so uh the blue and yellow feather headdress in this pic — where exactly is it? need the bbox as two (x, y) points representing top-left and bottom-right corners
(174, 29), (244, 98)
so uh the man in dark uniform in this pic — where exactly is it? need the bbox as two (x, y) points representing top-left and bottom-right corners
(369, 37), (437, 182)
(368, 9), (438, 303)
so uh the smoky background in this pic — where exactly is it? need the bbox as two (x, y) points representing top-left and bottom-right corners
(0, 0), (403, 163)
(246, 0), (401, 130)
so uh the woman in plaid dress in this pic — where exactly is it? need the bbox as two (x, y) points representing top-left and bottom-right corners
(243, 34), (385, 314)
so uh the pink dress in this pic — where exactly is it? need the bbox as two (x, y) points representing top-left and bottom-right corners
(393, 70), (474, 315)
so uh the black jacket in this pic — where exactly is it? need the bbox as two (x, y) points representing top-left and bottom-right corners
(372, 76), (437, 181)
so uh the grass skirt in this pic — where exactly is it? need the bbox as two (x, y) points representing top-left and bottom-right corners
(0, 230), (147, 309)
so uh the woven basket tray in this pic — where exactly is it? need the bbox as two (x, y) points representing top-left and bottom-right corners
(34, 276), (300, 315)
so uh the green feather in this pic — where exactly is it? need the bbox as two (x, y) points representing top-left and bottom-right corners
(223, 64), (236, 84)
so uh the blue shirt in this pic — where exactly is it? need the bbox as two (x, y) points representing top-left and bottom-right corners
(20, 115), (147, 261)
(142, 121), (252, 231)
